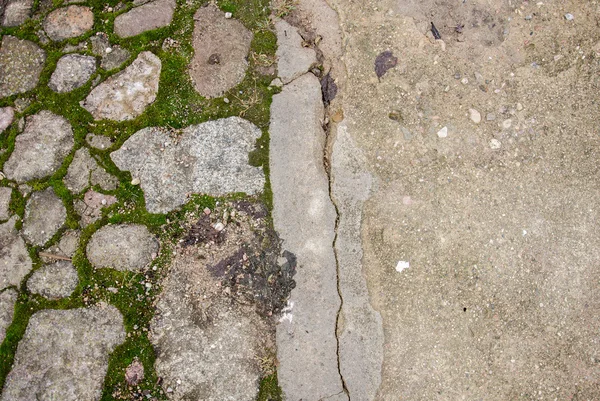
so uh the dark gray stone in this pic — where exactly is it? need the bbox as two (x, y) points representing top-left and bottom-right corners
(0, 36), (46, 99)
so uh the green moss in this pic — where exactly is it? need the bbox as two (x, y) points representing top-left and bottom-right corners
(257, 373), (283, 401)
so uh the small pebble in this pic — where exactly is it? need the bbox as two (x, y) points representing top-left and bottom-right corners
(395, 260), (410, 273)
(516, 103), (523, 111)
(214, 222), (225, 232)
(564, 13), (574, 21)
(105, 47), (112, 54)
(223, 97), (230, 104)
(469, 108), (481, 124)
(461, 78), (469, 85)
(131, 178), (141, 185)
(437, 126), (448, 138)
(490, 139), (502, 149)
(502, 119), (512, 129)
(225, 12), (233, 19)
(203, 207), (211, 215)
(486, 113), (496, 121)
(145, 283), (152, 289)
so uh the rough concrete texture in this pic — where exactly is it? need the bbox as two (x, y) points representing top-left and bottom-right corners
(49, 54), (96, 93)
(275, 19), (317, 84)
(0, 106), (14, 133)
(0, 289), (17, 344)
(22, 188), (66, 246)
(3, 110), (74, 183)
(0, 187), (11, 221)
(111, 117), (264, 214)
(1, 0), (33, 27)
(114, 0), (176, 38)
(0, 36), (46, 99)
(189, 3), (253, 98)
(64, 147), (118, 193)
(74, 190), (117, 227)
(1, 305), (125, 401)
(0, 217), (32, 289)
(27, 261), (79, 300)
(87, 224), (158, 271)
(82, 51), (161, 121)
(43, 5), (94, 41)
(271, 73), (346, 400)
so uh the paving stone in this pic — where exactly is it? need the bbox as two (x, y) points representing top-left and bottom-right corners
(49, 54), (96, 93)
(87, 224), (159, 271)
(0, 217), (32, 289)
(101, 46), (130, 70)
(111, 117), (264, 214)
(74, 190), (117, 227)
(27, 260), (79, 300)
(114, 0), (176, 38)
(81, 51), (161, 121)
(22, 188), (66, 246)
(275, 19), (317, 84)
(43, 5), (94, 41)
(189, 3), (252, 98)
(1, 0), (33, 27)
(0, 107), (14, 133)
(64, 148), (118, 193)
(1, 304), (125, 401)
(90, 33), (110, 56)
(0, 289), (17, 344)
(4, 111), (73, 183)
(0, 36), (46, 99)
(0, 187), (11, 221)
(86, 133), (113, 150)
(42, 229), (80, 263)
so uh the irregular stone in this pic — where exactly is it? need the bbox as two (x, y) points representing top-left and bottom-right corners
(74, 190), (117, 227)
(64, 148), (118, 193)
(101, 46), (130, 70)
(125, 359), (144, 385)
(81, 51), (161, 121)
(114, 0), (176, 38)
(437, 126), (448, 138)
(0, 36), (46, 99)
(0, 107), (14, 133)
(469, 108), (481, 124)
(3, 111), (74, 183)
(111, 117), (264, 213)
(86, 133), (113, 150)
(275, 19), (317, 84)
(1, 0), (34, 26)
(49, 54), (97, 93)
(0, 289), (17, 344)
(189, 3), (253, 98)
(270, 73), (345, 399)
(90, 33), (110, 56)
(43, 5), (94, 41)
(27, 260), (79, 300)
(1, 305), (125, 401)
(0, 217), (32, 289)
(42, 230), (80, 263)
(22, 188), (66, 246)
(87, 224), (159, 271)
(13, 97), (31, 113)
(0, 187), (11, 221)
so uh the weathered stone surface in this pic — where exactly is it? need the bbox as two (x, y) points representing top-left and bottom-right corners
(27, 260), (79, 300)
(1, 305), (125, 401)
(64, 148), (118, 193)
(270, 73), (345, 400)
(189, 4), (253, 98)
(74, 190), (117, 227)
(0, 187), (11, 221)
(87, 224), (158, 271)
(0, 217), (32, 289)
(3, 111), (74, 183)
(275, 19), (317, 84)
(111, 117), (264, 214)
(1, 0), (33, 26)
(49, 54), (96, 93)
(0, 36), (46, 99)
(0, 107), (14, 133)
(22, 188), (66, 246)
(43, 5), (94, 41)
(0, 289), (17, 344)
(42, 230), (80, 263)
(114, 0), (176, 38)
(101, 46), (130, 70)
(86, 133), (113, 150)
(81, 51), (161, 121)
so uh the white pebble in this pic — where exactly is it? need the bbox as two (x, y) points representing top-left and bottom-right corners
(490, 139), (502, 149)
(131, 178), (141, 185)
(105, 47), (112, 54)
(461, 78), (469, 85)
(225, 12), (233, 19)
(145, 283), (152, 289)
(564, 13), (574, 21)
(502, 119), (512, 129)
(101, 199), (107, 205)
(395, 260), (410, 273)
(214, 222), (225, 232)
(516, 103), (523, 111)
(437, 126), (448, 138)
(223, 97), (230, 104)
(469, 108), (481, 124)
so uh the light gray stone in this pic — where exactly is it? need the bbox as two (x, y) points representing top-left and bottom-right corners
(0, 107), (14, 133)
(74, 190), (117, 227)
(64, 148), (118, 193)
(90, 33), (110, 56)
(0, 217), (32, 289)
(3, 111), (74, 183)
(275, 19), (317, 84)
(111, 117), (264, 214)
(87, 224), (158, 271)
(270, 73), (346, 400)
(0, 289), (17, 344)
(43, 229), (80, 262)
(22, 188), (66, 246)
(114, 0), (176, 38)
(27, 260), (79, 300)
(189, 4), (253, 98)
(81, 51), (161, 121)
(1, 305), (125, 401)
(101, 46), (130, 70)
(86, 133), (113, 150)
(49, 54), (96, 93)
(0, 187), (11, 221)
(43, 5), (94, 41)
(1, 0), (33, 26)
(0, 36), (46, 99)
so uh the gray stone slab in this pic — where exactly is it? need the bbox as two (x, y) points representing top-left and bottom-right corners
(43, 5), (94, 41)
(74, 190), (117, 227)
(0, 36), (46, 99)
(101, 46), (130, 70)
(1, 304), (125, 401)
(270, 73), (346, 400)
(111, 117), (264, 214)
(64, 148), (118, 194)
(49, 54), (96, 93)
(86, 133), (113, 150)
(22, 188), (66, 247)
(0, 217), (32, 289)
(114, 0), (176, 38)
(0, 107), (14, 133)
(1, 0), (33, 26)
(0, 187), (11, 221)
(275, 19), (317, 84)
(27, 260), (79, 300)
(0, 289), (17, 344)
